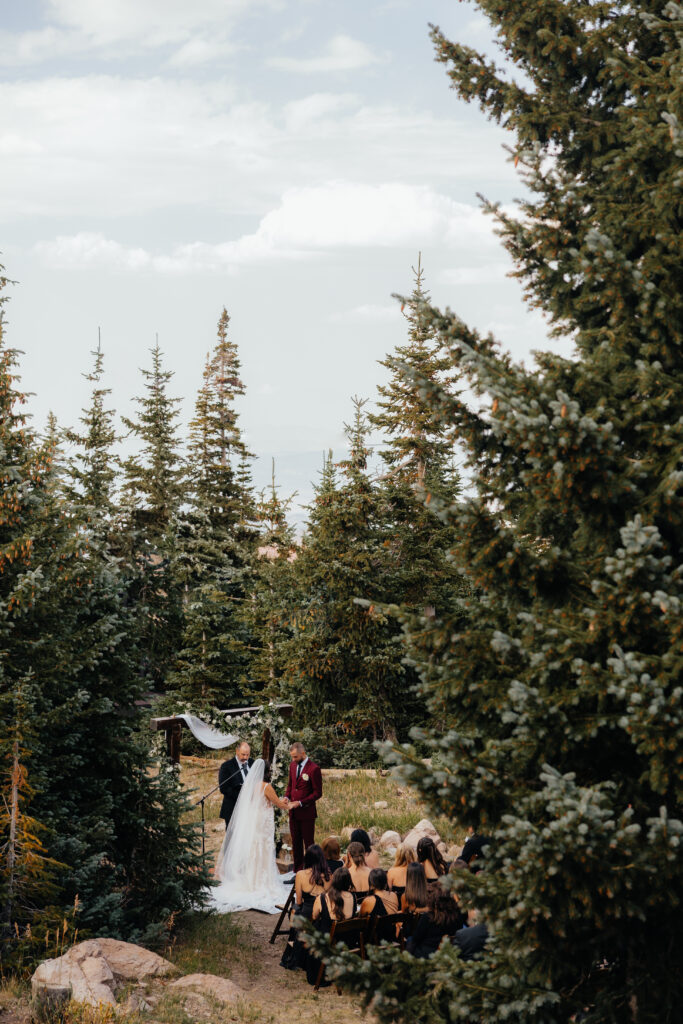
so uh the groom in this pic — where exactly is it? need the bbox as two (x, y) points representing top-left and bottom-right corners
(285, 741), (323, 871)
(218, 741), (253, 830)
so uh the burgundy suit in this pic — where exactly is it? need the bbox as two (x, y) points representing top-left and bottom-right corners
(285, 758), (323, 871)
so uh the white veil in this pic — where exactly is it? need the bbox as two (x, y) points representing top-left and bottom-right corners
(216, 758), (265, 883)
(210, 757), (289, 913)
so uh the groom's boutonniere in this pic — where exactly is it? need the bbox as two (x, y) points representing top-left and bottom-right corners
(302, 772), (309, 782)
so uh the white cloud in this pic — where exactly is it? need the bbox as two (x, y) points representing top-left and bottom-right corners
(269, 34), (381, 73)
(0, 134), (43, 156)
(283, 92), (358, 132)
(0, 76), (513, 220)
(35, 232), (154, 271)
(35, 182), (502, 272)
(329, 304), (398, 323)
(0, 0), (275, 64)
(439, 263), (511, 285)
(166, 37), (237, 68)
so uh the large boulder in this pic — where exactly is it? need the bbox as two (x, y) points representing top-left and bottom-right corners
(378, 830), (401, 852)
(402, 819), (442, 851)
(31, 938), (175, 1010)
(171, 973), (244, 1004)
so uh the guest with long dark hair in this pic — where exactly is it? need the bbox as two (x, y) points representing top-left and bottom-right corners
(406, 888), (466, 959)
(401, 862), (429, 915)
(307, 868), (355, 986)
(360, 868), (399, 943)
(416, 836), (448, 880)
(280, 843), (330, 970)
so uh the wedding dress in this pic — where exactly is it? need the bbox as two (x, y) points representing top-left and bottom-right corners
(208, 758), (291, 915)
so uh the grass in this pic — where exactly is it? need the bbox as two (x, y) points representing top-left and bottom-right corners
(180, 754), (464, 849)
(163, 912), (262, 981)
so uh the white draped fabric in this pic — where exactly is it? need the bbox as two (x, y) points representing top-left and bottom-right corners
(177, 714), (239, 749)
(208, 758), (290, 914)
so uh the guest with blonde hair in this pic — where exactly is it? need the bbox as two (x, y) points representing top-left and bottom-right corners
(387, 843), (415, 900)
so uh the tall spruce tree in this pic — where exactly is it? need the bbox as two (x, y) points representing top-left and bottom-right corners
(370, 256), (464, 717)
(64, 339), (118, 519)
(323, 4), (683, 1022)
(121, 340), (184, 545)
(121, 342), (185, 689)
(0, 271), (209, 954)
(281, 402), (410, 743)
(171, 310), (255, 707)
(242, 462), (296, 701)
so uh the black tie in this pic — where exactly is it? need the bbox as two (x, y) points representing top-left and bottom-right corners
(296, 762), (302, 780)
(241, 763), (248, 780)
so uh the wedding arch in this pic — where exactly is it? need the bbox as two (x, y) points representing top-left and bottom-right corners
(150, 703), (293, 770)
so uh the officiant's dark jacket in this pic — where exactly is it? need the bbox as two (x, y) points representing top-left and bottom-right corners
(218, 756), (254, 826)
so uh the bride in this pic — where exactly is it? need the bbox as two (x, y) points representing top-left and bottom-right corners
(209, 758), (291, 914)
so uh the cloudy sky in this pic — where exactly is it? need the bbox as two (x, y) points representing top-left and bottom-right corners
(1, 0), (555, 517)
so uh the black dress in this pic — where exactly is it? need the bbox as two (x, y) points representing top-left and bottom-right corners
(280, 888), (322, 970)
(326, 858), (344, 873)
(406, 911), (465, 959)
(390, 885), (406, 901)
(305, 895), (356, 987)
(363, 894), (397, 944)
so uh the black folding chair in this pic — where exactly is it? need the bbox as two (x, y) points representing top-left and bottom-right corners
(370, 911), (409, 950)
(313, 917), (370, 992)
(269, 883), (296, 944)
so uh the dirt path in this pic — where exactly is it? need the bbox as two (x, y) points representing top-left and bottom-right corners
(225, 909), (366, 1024)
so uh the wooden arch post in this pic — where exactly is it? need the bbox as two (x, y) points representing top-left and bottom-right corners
(150, 704), (294, 763)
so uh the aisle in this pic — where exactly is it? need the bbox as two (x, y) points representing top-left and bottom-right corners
(226, 909), (366, 1024)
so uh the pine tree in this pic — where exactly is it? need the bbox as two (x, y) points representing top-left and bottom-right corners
(64, 338), (118, 519)
(121, 341), (185, 690)
(281, 402), (410, 743)
(170, 310), (256, 708)
(121, 340), (184, 546)
(243, 462), (297, 700)
(0, 268), (209, 950)
(369, 256), (465, 720)
(325, 4), (683, 1022)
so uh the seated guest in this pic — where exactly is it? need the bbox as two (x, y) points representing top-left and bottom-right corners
(350, 828), (380, 869)
(401, 861), (429, 938)
(307, 867), (355, 987)
(453, 921), (489, 960)
(387, 843), (415, 900)
(360, 868), (400, 943)
(295, 843), (331, 909)
(459, 833), (491, 871)
(321, 836), (343, 873)
(406, 888), (466, 959)
(280, 844), (330, 970)
(416, 836), (448, 881)
(345, 841), (371, 901)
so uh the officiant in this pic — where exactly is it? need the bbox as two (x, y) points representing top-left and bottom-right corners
(219, 741), (253, 829)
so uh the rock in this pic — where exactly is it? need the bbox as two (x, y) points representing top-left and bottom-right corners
(437, 842), (449, 856)
(93, 938), (175, 981)
(31, 938), (175, 1009)
(447, 844), (463, 861)
(171, 973), (244, 1005)
(340, 826), (354, 842)
(378, 829), (401, 852)
(373, 800), (389, 809)
(367, 827), (379, 844)
(214, 824), (224, 832)
(402, 818), (442, 851)
(121, 992), (152, 1014)
(385, 846), (398, 859)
